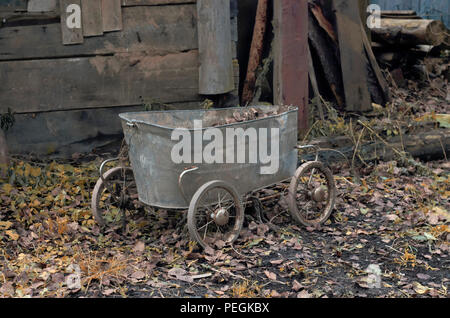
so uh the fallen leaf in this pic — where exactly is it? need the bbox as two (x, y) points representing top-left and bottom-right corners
(130, 271), (146, 280)
(264, 271), (277, 281)
(297, 290), (312, 298)
(292, 280), (303, 292)
(416, 273), (431, 280)
(133, 241), (145, 254)
(0, 221), (12, 230)
(5, 230), (19, 241)
(413, 282), (429, 295)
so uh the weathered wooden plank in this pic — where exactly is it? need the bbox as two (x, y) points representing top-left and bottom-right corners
(0, 5), (197, 60)
(0, 51), (200, 114)
(197, 0), (234, 95)
(273, 0), (309, 133)
(360, 23), (391, 104)
(333, 0), (372, 112)
(60, 0), (84, 45)
(121, 0), (196, 5)
(81, 0), (103, 37)
(102, 0), (122, 32)
(27, 0), (57, 12)
(0, 0), (26, 11)
(6, 102), (200, 156)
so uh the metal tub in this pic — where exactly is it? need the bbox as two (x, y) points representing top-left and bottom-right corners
(119, 105), (298, 209)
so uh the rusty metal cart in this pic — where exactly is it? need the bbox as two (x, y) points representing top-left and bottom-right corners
(91, 106), (336, 250)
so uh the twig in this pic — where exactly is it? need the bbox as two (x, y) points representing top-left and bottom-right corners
(439, 137), (448, 161)
(351, 127), (366, 184)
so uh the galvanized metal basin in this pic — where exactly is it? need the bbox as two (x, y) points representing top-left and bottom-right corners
(119, 105), (298, 209)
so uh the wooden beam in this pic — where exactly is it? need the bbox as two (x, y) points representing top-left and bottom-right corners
(333, 0), (372, 112)
(197, 0), (234, 95)
(121, 0), (196, 5)
(0, 0), (27, 12)
(6, 102), (200, 157)
(0, 51), (200, 114)
(0, 5), (198, 60)
(27, 0), (57, 12)
(242, 0), (268, 106)
(273, 0), (309, 133)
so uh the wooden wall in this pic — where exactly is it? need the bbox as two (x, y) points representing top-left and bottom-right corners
(0, 0), (239, 156)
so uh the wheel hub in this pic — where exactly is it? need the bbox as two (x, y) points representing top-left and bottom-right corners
(211, 207), (230, 226)
(312, 186), (327, 202)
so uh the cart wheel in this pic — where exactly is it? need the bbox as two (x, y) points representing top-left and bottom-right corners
(91, 167), (139, 229)
(188, 180), (244, 250)
(288, 161), (336, 227)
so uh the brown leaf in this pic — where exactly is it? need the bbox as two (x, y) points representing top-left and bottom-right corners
(130, 271), (146, 280)
(264, 270), (277, 281)
(133, 241), (145, 254)
(297, 290), (312, 298)
(292, 280), (303, 292)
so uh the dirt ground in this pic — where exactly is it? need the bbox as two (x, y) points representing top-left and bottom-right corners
(0, 151), (448, 298)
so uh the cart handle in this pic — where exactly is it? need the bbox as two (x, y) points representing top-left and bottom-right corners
(126, 120), (137, 128)
(99, 158), (120, 183)
(178, 166), (199, 204)
(296, 144), (320, 161)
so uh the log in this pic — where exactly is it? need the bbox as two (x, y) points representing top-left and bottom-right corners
(301, 129), (450, 164)
(371, 19), (447, 46)
(380, 10), (420, 19)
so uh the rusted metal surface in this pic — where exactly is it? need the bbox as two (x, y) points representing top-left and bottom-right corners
(273, 0), (309, 134)
(241, 0), (268, 105)
(119, 105), (298, 209)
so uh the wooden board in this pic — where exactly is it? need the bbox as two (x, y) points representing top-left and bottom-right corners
(197, 0), (234, 95)
(0, 5), (197, 60)
(6, 102), (200, 156)
(81, 0), (103, 37)
(273, 0), (309, 133)
(60, 0), (84, 45)
(0, 51), (200, 114)
(333, 0), (372, 112)
(121, 0), (196, 5)
(0, 0), (26, 11)
(102, 0), (122, 32)
(27, 0), (57, 12)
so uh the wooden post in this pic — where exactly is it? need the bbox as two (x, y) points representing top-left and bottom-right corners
(273, 0), (309, 134)
(242, 0), (268, 106)
(197, 0), (234, 95)
(359, 0), (371, 42)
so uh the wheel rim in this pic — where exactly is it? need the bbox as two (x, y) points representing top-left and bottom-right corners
(92, 167), (139, 229)
(188, 181), (244, 249)
(289, 162), (335, 226)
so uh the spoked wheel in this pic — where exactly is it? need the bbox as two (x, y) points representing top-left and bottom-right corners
(188, 180), (244, 250)
(288, 161), (336, 227)
(91, 167), (140, 230)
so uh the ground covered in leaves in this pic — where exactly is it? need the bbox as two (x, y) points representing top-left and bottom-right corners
(0, 155), (448, 298)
